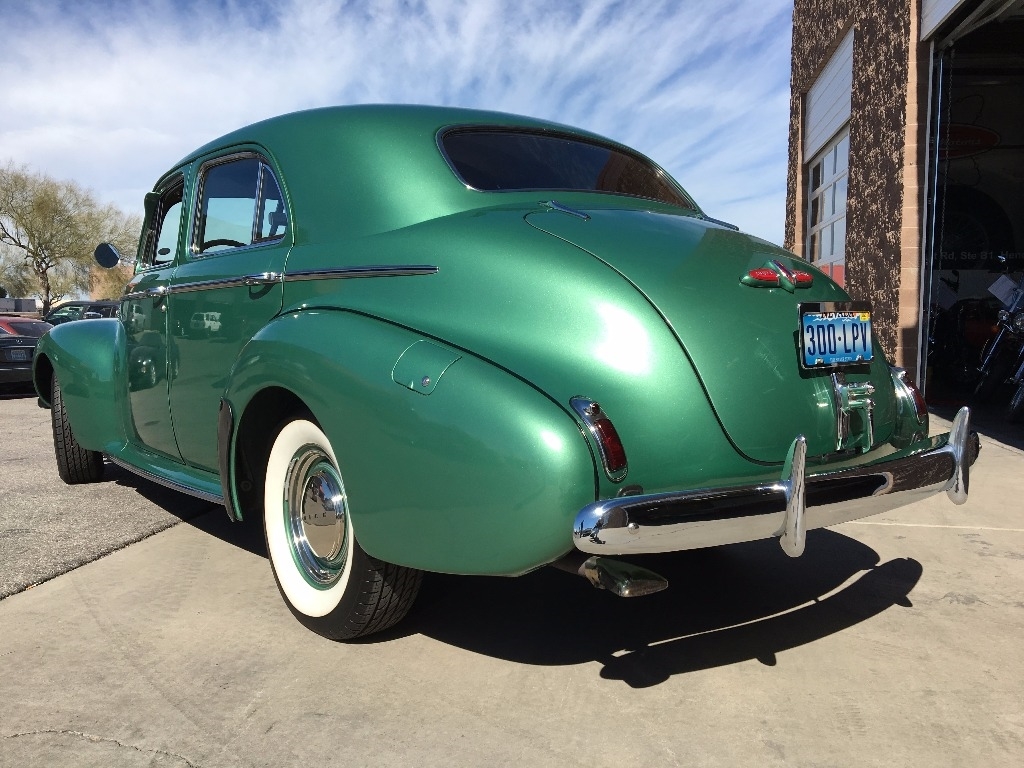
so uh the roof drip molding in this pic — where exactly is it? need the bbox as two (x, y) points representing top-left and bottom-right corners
(925, 0), (1024, 46)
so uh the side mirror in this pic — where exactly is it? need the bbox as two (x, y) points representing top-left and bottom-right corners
(94, 243), (123, 269)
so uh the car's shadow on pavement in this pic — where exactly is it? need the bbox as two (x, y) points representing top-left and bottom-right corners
(394, 530), (920, 687)
(110, 467), (920, 688)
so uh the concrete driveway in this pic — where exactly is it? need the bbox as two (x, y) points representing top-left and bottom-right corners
(1, 394), (1022, 767)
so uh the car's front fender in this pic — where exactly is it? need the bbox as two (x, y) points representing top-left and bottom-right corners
(225, 309), (598, 576)
(33, 319), (129, 454)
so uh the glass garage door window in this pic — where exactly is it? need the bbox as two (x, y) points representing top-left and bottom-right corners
(806, 130), (849, 287)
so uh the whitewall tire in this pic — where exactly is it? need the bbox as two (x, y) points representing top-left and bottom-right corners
(263, 418), (422, 639)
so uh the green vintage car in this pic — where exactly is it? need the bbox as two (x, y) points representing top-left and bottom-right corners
(34, 105), (978, 640)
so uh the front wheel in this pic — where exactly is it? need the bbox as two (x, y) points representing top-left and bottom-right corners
(51, 375), (104, 484)
(263, 418), (422, 640)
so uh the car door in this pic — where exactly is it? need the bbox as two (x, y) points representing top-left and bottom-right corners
(166, 150), (290, 472)
(122, 172), (187, 460)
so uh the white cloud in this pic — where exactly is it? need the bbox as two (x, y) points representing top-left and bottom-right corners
(0, 0), (792, 242)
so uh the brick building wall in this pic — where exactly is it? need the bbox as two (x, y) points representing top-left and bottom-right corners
(786, 0), (928, 371)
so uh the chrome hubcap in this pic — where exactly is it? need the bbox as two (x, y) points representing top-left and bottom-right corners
(283, 444), (348, 588)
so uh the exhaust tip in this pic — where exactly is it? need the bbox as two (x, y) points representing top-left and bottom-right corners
(581, 556), (668, 597)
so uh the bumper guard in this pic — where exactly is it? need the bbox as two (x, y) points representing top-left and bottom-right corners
(573, 406), (979, 558)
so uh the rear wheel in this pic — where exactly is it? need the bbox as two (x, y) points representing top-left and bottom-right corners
(263, 418), (422, 639)
(51, 375), (104, 484)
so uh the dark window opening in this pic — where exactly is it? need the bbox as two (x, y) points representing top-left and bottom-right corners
(441, 129), (695, 210)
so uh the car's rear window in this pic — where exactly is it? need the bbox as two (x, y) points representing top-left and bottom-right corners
(5, 320), (51, 337)
(440, 129), (695, 210)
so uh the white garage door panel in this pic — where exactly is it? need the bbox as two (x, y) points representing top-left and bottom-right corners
(922, 0), (967, 39)
(805, 30), (854, 159)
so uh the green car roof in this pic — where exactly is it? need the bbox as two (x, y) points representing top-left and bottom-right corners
(170, 104), (693, 241)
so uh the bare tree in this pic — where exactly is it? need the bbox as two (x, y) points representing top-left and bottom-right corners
(0, 163), (140, 315)
(0, 245), (36, 299)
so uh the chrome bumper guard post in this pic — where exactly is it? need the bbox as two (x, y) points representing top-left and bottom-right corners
(778, 435), (807, 558)
(946, 406), (971, 505)
(572, 406), (979, 558)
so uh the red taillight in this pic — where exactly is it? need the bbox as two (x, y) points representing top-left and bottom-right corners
(748, 268), (779, 284)
(793, 270), (814, 286)
(591, 416), (627, 473)
(893, 368), (929, 422)
(907, 378), (928, 421)
(570, 397), (628, 481)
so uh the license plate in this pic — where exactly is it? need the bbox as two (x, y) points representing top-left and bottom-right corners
(9, 348), (29, 362)
(799, 302), (872, 369)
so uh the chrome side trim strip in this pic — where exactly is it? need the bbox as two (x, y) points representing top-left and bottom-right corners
(169, 272), (282, 294)
(122, 285), (169, 301)
(283, 265), (438, 281)
(120, 266), (435, 300)
(107, 455), (225, 505)
(573, 407), (979, 557)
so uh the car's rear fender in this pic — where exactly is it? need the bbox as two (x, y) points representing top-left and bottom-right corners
(224, 309), (598, 576)
(33, 318), (129, 454)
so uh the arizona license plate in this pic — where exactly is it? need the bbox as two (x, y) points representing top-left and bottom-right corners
(799, 302), (873, 368)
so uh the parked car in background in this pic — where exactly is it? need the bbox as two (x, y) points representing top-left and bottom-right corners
(0, 335), (38, 391)
(0, 315), (52, 393)
(33, 105), (980, 641)
(0, 316), (52, 338)
(44, 300), (118, 325)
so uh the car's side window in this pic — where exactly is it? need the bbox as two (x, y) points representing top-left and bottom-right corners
(195, 155), (287, 255)
(146, 178), (185, 268)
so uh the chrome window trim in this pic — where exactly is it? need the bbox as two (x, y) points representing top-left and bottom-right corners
(190, 151), (287, 259)
(138, 173), (187, 272)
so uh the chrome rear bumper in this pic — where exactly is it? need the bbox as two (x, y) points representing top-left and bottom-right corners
(572, 407), (979, 558)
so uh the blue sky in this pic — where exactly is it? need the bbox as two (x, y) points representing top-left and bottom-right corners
(1, 0), (793, 243)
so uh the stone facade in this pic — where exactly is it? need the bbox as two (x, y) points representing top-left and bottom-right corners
(786, 0), (928, 371)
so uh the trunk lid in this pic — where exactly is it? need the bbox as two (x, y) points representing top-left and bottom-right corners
(526, 205), (896, 462)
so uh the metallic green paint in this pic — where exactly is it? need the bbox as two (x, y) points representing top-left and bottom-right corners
(525, 207), (899, 461)
(225, 310), (596, 575)
(42, 105), (939, 579)
(114, 442), (223, 502)
(163, 243), (287, 472)
(34, 319), (129, 455)
(123, 269), (178, 459)
(277, 204), (759, 501)
(392, 340), (462, 395)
